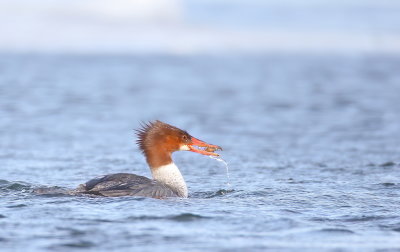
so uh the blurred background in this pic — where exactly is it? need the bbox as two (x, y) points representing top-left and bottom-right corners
(1, 1), (400, 251)
(1, 0), (400, 54)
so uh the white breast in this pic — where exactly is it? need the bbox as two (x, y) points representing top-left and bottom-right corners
(151, 163), (188, 198)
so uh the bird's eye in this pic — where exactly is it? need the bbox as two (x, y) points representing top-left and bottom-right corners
(182, 135), (188, 141)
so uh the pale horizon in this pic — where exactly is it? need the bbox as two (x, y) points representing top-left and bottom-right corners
(1, 0), (399, 54)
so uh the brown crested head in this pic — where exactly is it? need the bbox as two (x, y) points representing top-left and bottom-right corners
(136, 120), (191, 155)
(136, 120), (222, 168)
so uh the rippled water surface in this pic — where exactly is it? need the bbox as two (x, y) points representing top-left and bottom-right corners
(1, 53), (400, 251)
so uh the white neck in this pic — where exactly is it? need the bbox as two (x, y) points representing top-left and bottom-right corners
(151, 163), (188, 198)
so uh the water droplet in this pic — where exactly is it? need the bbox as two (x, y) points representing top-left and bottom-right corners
(209, 155), (231, 188)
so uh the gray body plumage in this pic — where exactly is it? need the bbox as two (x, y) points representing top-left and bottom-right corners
(74, 173), (180, 198)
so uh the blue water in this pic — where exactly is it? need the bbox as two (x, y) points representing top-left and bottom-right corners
(1, 53), (400, 251)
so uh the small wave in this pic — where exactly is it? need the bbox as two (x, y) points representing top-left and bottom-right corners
(205, 189), (235, 198)
(284, 178), (323, 184)
(60, 217), (120, 224)
(127, 213), (210, 222)
(318, 228), (355, 234)
(126, 215), (164, 221)
(0, 180), (74, 198)
(59, 241), (96, 248)
(377, 182), (400, 189)
(312, 215), (395, 223)
(379, 224), (400, 233)
(0, 180), (32, 192)
(91, 218), (116, 223)
(56, 227), (87, 236)
(380, 182), (396, 187)
(380, 161), (397, 167)
(169, 213), (209, 222)
(281, 209), (302, 214)
(6, 204), (27, 208)
(190, 189), (236, 199)
(344, 215), (393, 222)
(310, 217), (331, 222)
(0, 180), (33, 198)
(0, 179), (9, 185)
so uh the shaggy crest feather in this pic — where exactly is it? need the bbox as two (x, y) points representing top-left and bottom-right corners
(135, 120), (188, 155)
(136, 121), (156, 154)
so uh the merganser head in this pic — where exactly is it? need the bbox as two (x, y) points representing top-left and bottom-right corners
(136, 121), (222, 167)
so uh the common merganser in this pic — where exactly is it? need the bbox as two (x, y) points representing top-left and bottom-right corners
(74, 120), (222, 198)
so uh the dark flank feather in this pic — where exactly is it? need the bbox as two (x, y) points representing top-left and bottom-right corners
(76, 173), (180, 198)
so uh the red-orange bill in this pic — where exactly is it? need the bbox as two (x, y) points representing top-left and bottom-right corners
(188, 137), (222, 156)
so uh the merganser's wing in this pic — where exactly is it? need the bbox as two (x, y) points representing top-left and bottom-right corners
(82, 173), (151, 191)
(95, 181), (179, 198)
(75, 173), (179, 198)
